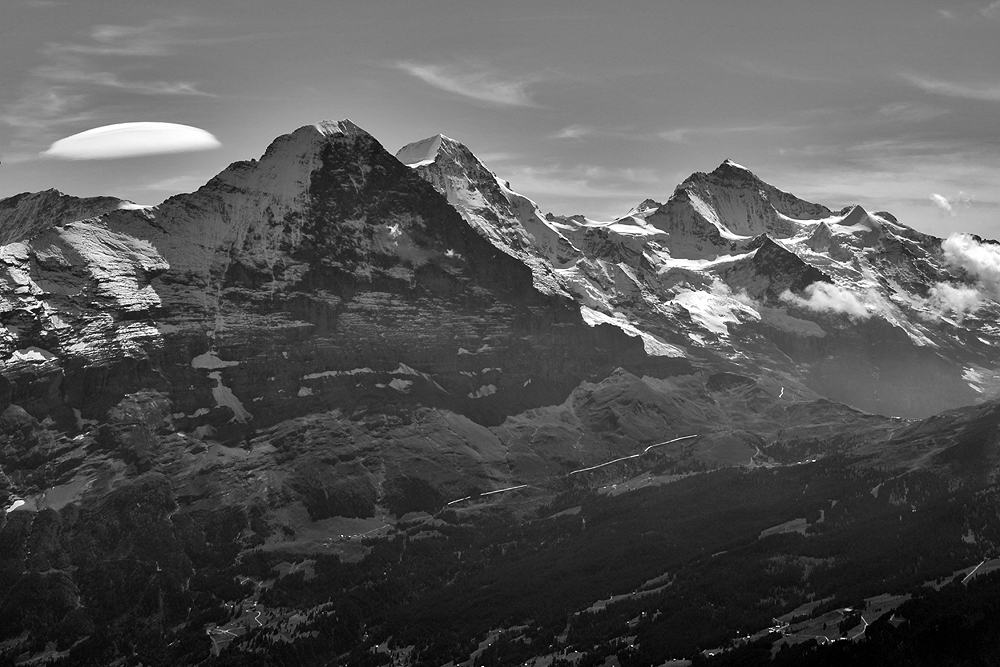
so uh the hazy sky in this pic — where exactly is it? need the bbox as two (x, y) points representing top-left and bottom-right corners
(2, 0), (999, 237)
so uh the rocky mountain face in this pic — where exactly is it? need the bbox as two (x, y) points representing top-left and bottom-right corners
(2, 118), (1000, 666)
(406, 139), (999, 419)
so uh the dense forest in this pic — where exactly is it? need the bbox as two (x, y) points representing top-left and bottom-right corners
(3, 455), (995, 666)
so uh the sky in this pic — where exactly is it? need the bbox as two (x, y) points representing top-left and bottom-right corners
(2, 0), (999, 238)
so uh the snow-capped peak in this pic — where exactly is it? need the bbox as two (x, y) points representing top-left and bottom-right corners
(624, 199), (664, 218)
(706, 158), (760, 182)
(313, 119), (365, 138)
(721, 158), (751, 171)
(396, 134), (461, 167)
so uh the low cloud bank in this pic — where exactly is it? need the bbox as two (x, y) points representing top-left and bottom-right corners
(925, 282), (983, 321)
(919, 233), (1000, 321)
(780, 282), (870, 319)
(941, 234), (1000, 295)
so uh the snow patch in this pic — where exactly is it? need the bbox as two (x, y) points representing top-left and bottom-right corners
(672, 289), (759, 336)
(303, 367), (373, 379)
(389, 378), (413, 393)
(191, 351), (239, 369)
(580, 306), (686, 357)
(964, 368), (986, 394)
(72, 408), (98, 430)
(396, 134), (446, 167)
(297, 386), (314, 397)
(207, 371), (252, 423)
(468, 384), (497, 399)
(8, 347), (56, 363)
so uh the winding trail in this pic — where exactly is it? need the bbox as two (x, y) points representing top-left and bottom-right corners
(446, 484), (529, 506)
(962, 559), (987, 584)
(569, 435), (698, 475)
(443, 435), (697, 506)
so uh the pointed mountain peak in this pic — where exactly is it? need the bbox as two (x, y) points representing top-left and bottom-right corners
(623, 198), (664, 218)
(678, 159), (762, 190)
(396, 134), (445, 167)
(313, 118), (367, 138)
(709, 158), (758, 180)
(396, 133), (473, 168)
(722, 158), (751, 171)
(836, 204), (880, 231)
(250, 119), (380, 169)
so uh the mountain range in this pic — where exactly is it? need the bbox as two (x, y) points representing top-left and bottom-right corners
(1, 119), (999, 666)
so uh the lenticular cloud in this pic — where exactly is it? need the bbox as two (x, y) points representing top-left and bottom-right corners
(42, 122), (220, 160)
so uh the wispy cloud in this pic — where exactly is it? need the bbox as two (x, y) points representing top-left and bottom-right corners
(476, 151), (519, 164)
(142, 174), (208, 192)
(877, 102), (949, 123)
(929, 192), (972, 217)
(550, 124), (593, 139)
(498, 162), (670, 204)
(902, 73), (1000, 102)
(930, 193), (954, 215)
(982, 1), (1000, 17)
(659, 123), (801, 144)
(733, 59), (843, 84)
(33, 64), (210, 96)
(397, 61), (540, 106)
(45, 18), (194, 57)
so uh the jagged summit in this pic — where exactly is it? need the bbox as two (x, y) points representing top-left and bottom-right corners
(837, 204), (876, 228)
(0, 188), (126, 245)
(397, 132), (582, 292)
(679, 159), (762, 188)
(715, 158), (754, 176)
(624, 199), (664, 218)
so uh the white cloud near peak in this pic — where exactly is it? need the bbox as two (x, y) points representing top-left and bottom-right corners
(42, 122), (220, 160)
(780, 283), (871, 320)
(930, 193), (954, 215)
(941, 234), (1000, 296)
(926, 282), (983, 321)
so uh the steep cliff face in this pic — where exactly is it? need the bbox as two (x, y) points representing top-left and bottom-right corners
(0, 189), (130, 245)
(0, 121), (658, 445)
(397, 134), (580, 292)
